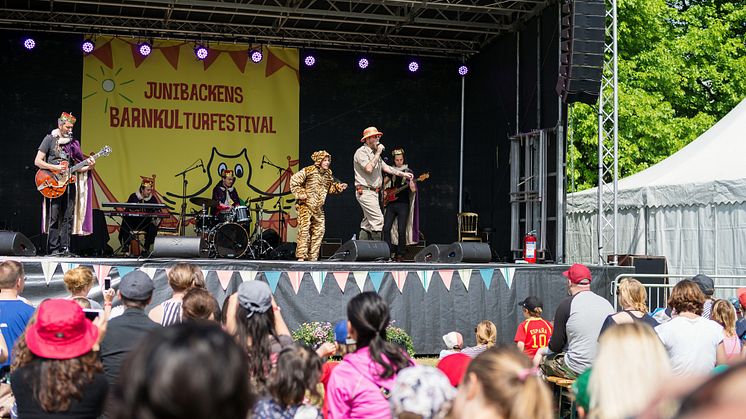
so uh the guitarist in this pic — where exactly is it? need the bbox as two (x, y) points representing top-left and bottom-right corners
(34, 112), (96, 256)
(382, 148), (419, 262)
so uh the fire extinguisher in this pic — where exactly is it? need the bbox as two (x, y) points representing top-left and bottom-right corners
(523, 230), (537, 264)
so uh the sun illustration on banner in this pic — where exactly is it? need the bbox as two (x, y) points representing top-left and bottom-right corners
(82, 65), (134, 113)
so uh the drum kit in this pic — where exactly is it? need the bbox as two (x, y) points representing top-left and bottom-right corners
(190, 196), (275, 259)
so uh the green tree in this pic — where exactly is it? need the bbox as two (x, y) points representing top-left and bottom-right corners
(568, 0), (746, 191)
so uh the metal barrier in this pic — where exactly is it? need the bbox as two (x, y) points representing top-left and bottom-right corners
(611, 274), (746, 311)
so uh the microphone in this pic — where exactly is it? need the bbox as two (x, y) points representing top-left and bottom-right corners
(383, 157), (389, 163)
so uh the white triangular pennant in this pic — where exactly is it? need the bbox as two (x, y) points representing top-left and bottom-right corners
(499, 267), (515, 289)
(239, 270), (258, 282)
(40, 261), (58, 284)
(352, 271), (368, 291)
(140, 267), (157, 280)
(458, 269), (473, 291)
(417, 270), (431, 291)
(310, 271), (326, 293)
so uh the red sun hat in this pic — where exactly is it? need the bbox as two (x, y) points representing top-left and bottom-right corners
(562, 263), (592, 285)
(25, 299), (99, 360)
(437, 353), (472, 387)
(360, 126), (383, 142)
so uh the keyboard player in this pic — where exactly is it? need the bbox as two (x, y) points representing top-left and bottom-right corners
(119, 179), (160, 255)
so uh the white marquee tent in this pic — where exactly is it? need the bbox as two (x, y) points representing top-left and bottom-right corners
(567, 98), (746, 277)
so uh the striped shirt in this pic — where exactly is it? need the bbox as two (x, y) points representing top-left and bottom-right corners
(160, 300), (183, 327)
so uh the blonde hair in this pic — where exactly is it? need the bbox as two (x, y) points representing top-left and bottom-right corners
(0, 260), (24, 289)
(63, 267), (95, 295)
(475, 320), (497, 348)
(588, 322), (671, 419)
(72, 296), (92, 309)
(712, 299), (737, 337)
(618, 278), (648, 312)
(167, 263), (205, 292)
(466, 346), (553, 419)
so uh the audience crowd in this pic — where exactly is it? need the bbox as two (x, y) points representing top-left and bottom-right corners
(0, 259), (745, 418)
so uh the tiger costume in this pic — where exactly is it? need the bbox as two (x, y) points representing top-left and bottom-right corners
(290, 150), (347, 261)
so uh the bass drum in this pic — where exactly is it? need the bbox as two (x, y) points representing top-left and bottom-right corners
(209, 223), (249, 258)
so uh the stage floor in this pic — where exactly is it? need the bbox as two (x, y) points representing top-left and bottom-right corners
(6, 256), (633, 354)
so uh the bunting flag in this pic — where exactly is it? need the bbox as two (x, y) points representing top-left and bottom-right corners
(159, 44), (181, 70)
(352, 271), (368, 292)
(215, 270), (234, 291)
(417, 270), (431, 292)
(391, 271), (408, 293)
(368, 271), (385, 293)
(478, 268), (495, 290)
(438, 270), (454, 291)
(499, 267), (516, 289)
(202, 269), (211, 282)
(458, 269), (473, 291)
(265, 48), (299, 80)
(228, 50), (249, 73)
(60, 262), (78, 274)
(310, 271), (326, 293)
(40, 261), (58, 285)
(239, 270), (258, 282)
(89, 40), (114, 69)
(332, 272), (349, 293)
(202, 49), (221, 70)
(264, 271), (282, 293)
(287, 271), (304, 294)
(140, 267), (158, 280)
(94, 265), (113, 286)
(130, 42), (148, 68)
(115, 266), (137, 279)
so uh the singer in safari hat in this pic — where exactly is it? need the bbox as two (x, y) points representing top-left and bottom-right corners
(353, 127), (414, 241)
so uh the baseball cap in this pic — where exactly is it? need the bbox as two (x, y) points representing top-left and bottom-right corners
(691, 274), (715, 296)
(562, 264), (592, 285)
(119, 270), (155, 301)
(334, 320), (348, 344)
(519, 296), (543, 311)
(237, 281), (272, 318)
(25, 299), (99, 360)
(436, 353), (472, 387)
(737, 288), (746, 310)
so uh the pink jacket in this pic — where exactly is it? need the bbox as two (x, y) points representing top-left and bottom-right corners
(326, 347), (397, 419)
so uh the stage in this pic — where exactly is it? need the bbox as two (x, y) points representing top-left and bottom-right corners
(7, 256), (632, 354)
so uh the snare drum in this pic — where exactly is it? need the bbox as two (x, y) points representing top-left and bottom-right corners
(194, 214), (216, 233)
(217, 208), (234, 223)
(233, 205), (251, 224)
(208, 222), (249, 258)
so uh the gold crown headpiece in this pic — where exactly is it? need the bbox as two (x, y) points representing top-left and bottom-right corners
(392, 148), (404, 157)
(59, 112), (77, 125)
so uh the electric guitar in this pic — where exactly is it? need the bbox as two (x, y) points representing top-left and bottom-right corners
(35, 145), (112, 198)
(382, 172), (429, 207)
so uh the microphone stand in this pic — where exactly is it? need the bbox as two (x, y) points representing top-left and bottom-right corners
(174, 160), (203, 236)
(261, 157), (288, 242)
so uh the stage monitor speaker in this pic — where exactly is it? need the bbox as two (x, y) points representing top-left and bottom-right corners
(442, 242), (492, 263)
(336, 240), (390, 262)
(556, 0), (606, 105)
(0, 231), (36, 256)
(612, 254), (668, 308)
(414, 244), (450, 263)
(151, 236), (203, 258)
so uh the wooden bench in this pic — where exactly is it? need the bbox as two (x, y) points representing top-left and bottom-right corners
(545, 376), (576, 419)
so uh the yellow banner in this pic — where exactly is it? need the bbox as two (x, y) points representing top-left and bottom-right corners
(81, 37), (299, 245)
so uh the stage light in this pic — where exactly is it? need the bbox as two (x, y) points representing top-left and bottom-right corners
(138, 42), (152, 56)
(23, 38), (35, 50)
(358, 58), (369, 69)
(194, 45), (208, 60)
(249, 49), (263, 63)
(408, 61), (419, 73)
(304, 55), (316, 67)
(458, 65), (469, 76)
(81, 39), (95, 55)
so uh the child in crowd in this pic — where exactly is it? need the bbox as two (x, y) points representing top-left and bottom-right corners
(461, 321), (497, 358)
(389, 366), (456, 419)
(439, 331), (463, 359)
(513, 296), (553, 358)
(711, 299), (743, 364)
(253, 344), (323, 419)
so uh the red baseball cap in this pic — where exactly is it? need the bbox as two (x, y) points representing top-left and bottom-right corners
(25, 299), (99, 360)
(437, 353), (472, 387)
(737, 288), (746, 310)
(562, 263), (592, 285)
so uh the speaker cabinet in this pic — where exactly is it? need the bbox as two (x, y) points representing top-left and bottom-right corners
(612, 254), (668, 307)
(151, 236), (203, 258)
(556, 0), (606, 104)
(442, 242), (492, 263)
(336, 240), (390, 262)
(320, 238), (342, 258)
(414, 244), (450, 263)
(0, 231), (36, 256)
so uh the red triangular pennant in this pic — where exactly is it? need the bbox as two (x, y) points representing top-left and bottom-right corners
(265, 48), (299, 80)
(90, 40), (114, 69)
(160, 45), (181, 70)
(287, 271), (303, 294)
(228, 50), (249, 73)
(130, 42), (148, 68)
(203, 49), (221, 70)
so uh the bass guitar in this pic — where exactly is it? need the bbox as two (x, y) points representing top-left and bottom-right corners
(382, 172), (429, 207)
(35, 145), (112, 199)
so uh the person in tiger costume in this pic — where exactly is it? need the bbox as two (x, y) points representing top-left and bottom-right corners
(290, 151), (348, 261)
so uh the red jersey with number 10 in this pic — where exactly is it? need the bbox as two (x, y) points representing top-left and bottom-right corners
(514, 317), (553, 357)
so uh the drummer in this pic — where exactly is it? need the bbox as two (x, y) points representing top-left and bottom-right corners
(211, 169), (241, 215)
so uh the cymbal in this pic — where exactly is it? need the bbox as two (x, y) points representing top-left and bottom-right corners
(248, 196), (273, 203)
(190, 197), (217, 207)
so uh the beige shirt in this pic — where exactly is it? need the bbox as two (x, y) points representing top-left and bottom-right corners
(353, 144), (391, 188)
